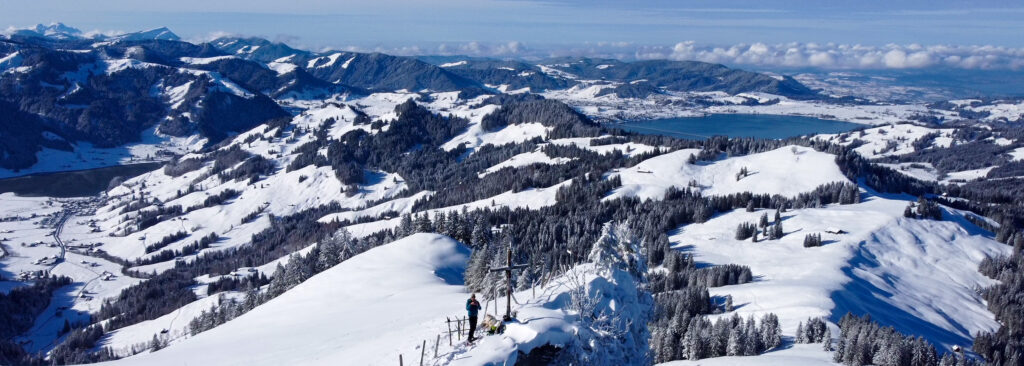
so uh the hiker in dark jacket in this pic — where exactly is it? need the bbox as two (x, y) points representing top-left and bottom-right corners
(466, 294), (482, 342)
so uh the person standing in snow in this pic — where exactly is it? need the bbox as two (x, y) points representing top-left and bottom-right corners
(466, 294), (482, 342)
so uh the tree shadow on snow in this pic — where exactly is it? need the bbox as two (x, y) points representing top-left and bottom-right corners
(18, 282), (92, 354)
(829, 241), (973, 349)
(783, 228), (804, 236)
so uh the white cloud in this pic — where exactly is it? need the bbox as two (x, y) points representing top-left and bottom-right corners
(808, 51), (835, 67)
(648, 41), (1024, 70)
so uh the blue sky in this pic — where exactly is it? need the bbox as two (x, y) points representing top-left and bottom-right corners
(2, 0), (1023, 69)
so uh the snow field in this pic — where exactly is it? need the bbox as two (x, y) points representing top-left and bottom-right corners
(480, 151), (574, 177)
(442, 122), (550, 152)
(1008, 146), (1024, 162)
(342, 179), (572, 238)
(880, 163), (995, 184)
(815, 124), (955, 159)
(101, 233), (471, 366)
(670, 190), (1008, 351)
(608, 145), (850, 201)
(99, 291), (245, 357)
(317, 191), (433, 224)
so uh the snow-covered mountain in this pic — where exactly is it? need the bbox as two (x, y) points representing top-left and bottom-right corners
(1, 24), (1023, 366)
(0, 25), (850, 175)
(1, 24), (1008, 177)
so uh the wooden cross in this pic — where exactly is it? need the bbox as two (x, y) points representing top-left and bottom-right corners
(488, 242), (528, 321)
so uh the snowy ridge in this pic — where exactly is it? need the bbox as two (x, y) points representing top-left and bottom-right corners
(343, 179), (571, 238)
(815, 124), (955, 159)
(480, 151), (573, 177)
(99, 292), (243, 357)
(608, 145), (850, 201)
(0, 51), (23, 73)
(100, 233), (470, 366)
(442, 121), (549, 152)
(178, 56), (236, 65)
(670, 190), (1007, 351)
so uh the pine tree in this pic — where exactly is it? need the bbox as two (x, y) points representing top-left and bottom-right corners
(470, 216), (490, 249)
(464, 241), (492, 293)
(759, 213), (769, 228)
(939, 353), (957, 366)
(760, 313), (782, 350)
(726, 327), (743, 356)
(434, 212), (448, 235)
(283, 254), (310, 290)
(316, 229), (350, 272)
(735, 222), (756, 240)
(771, 221), (784, 240)
(796, 322), (806, 343)
(743, 317), (760, 355)
(150, 334), (162, 351)
(266, 263), (287, 297)
(803, 233), (822, 247)
(414, 213), (432, 233)
(833, 334), (845, 362)
(242, 287), (260, 311)
(822, 327), (832, 351)
(398, 214), (413, 236)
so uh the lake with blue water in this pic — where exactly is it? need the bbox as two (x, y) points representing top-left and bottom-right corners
(616, 114), (861, 139)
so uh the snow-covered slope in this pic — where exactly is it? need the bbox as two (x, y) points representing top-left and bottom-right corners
(608, 145), (850, 201)
(670, 190), (1008, 351)
(342, 179), (572, 238)
(442, 121), (549, 152)
(480, 151), (573, 176)
(815, 124), (954, 159)
(102, 233), (470, 366)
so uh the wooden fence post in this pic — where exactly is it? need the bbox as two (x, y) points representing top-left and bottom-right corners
(420, 339), (426, 366)
(399, 354), (403, 366)
(434, 334), (440, 358)
(447, 317), (452, 346)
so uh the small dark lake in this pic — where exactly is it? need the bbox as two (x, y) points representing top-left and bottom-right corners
(0, 163), (161, 197)
(616, 114), (861, 140)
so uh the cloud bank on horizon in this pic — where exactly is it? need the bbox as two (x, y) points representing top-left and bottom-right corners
(337, 40), (1024, 71)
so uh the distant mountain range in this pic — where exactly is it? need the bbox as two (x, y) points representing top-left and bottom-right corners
(0, 23), (821, 171)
